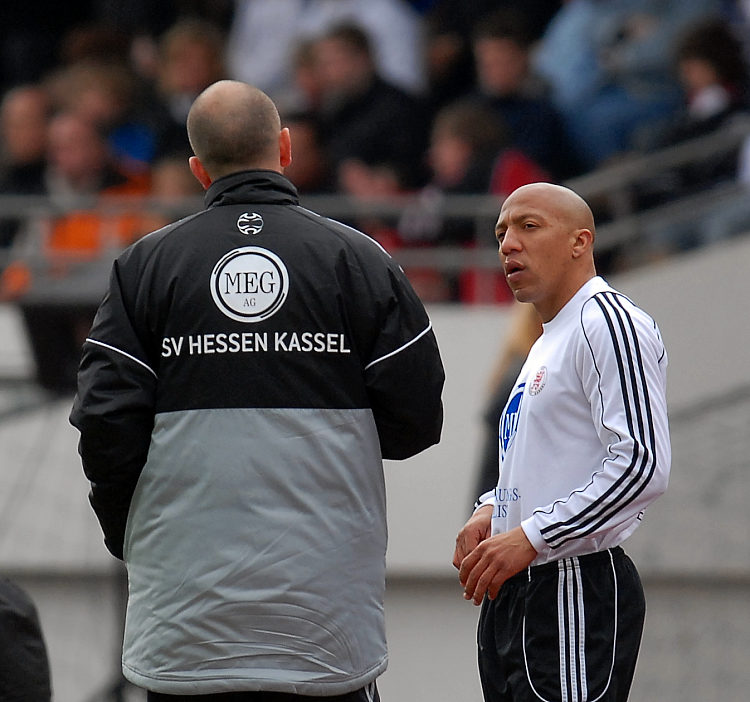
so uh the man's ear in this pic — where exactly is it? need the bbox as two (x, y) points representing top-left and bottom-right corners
(571, 228), (594, 258)
(189, 156), (212, 190)
(279, 127), (292, 169)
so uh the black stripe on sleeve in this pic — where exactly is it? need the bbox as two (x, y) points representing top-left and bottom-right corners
(540, 293), (659, 548)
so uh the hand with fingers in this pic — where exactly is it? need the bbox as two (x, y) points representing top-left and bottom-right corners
(455, 524), (537, 606)
(452, 504), (493, 571)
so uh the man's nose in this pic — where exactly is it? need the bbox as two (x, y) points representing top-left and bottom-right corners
(500, 229), (520, 255)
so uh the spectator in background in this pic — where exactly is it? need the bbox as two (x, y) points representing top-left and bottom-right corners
(0, 85), (50, 250)
(334, 158), (447, 302)
(400, 101), (514, 246)
(534, 0), (721, 169)
(469, 9), (581, 179)
(0, 111), (151, 393)
(0, 86), (49, 182)
(313, 23), (430, 190)
(328, 110), (456, 302)
(149, 155), (203, 202)
(225, 0), (426, 102)
(278, 39), (326, 115)
(150, 19), (227, 158)
(660, 18), (749, 147)
(399, 100), (549, 301)
(45, 61), (157, 174)
(41, 112), (150, 252)
(422, 0), (561, 111)
(640, 18), (750, 257)
(137, 155), (205, 236)
(337, 158), (413, 252)
(642, 16), (750, 206)
(282, 112), (335, 195)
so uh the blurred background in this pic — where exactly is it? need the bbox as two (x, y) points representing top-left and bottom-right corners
(0, 1), (749, 700)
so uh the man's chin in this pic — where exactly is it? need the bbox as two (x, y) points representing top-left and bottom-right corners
(509, 286), (530, 303)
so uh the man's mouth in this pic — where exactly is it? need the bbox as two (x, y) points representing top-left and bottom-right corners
(504, 259), (525, 279)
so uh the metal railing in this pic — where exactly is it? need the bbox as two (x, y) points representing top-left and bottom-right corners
(1, 113), (749, 281)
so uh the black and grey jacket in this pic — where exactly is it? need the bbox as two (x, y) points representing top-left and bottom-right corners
(70, 170), (444, 695)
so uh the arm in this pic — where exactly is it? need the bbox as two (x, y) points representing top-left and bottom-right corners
(523, 293), (671, 558)
(363, 265), (445, 460)
(69, 260), (157, 559)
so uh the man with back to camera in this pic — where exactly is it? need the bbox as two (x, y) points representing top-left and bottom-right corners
(69, 80), (444, 701)
(453, 183), (670, 701)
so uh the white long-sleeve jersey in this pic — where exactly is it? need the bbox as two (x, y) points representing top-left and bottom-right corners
(479, 277), (670, 565)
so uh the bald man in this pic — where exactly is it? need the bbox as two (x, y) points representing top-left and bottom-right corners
(453, 183), (670, 702)
(70, 80), (444, 700)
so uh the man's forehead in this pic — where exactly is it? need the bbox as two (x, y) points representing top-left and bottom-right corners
(497, 195), (549, 224)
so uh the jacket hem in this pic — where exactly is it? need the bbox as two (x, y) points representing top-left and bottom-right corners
(122, 656), (387, 695)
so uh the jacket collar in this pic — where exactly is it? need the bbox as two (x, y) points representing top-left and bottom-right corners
(204, 169), (299, 209)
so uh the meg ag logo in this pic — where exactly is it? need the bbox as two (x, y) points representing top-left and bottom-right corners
(210, 246), (289, 322)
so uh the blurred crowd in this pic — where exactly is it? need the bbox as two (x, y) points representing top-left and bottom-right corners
(1, 1), (750, 335)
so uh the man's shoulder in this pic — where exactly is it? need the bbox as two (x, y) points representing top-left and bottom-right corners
(291, 206), (394, 260)
(582, 285), (653, 322)
(117, 210), (205, 265)
(579, 284), (663, 350)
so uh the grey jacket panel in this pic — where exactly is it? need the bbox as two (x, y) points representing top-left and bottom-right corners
(121, 406), (387, 694)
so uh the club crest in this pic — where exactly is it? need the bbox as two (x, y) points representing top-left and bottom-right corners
(529, 366), (547, 396)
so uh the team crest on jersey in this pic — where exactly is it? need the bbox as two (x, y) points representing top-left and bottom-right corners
(499, 382), (525, 459)
(237, 212), (264, 236)
(210, 246), (289, 323)
(529, 366), (547, 396)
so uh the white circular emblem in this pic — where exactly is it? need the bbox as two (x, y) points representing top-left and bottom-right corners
(237, 212), (264, 236)
(529, 366), (547, 396)
(210, 247), (289, 323)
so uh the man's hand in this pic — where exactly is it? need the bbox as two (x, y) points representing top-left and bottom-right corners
(453, 504), (493, 570)
(457, 526), (537, 606)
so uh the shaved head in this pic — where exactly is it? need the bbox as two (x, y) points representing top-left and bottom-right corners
(187, 80), (282, 178)
(502, 182), (596, 236)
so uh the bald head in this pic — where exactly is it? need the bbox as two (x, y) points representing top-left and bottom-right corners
(504, 182), (595, 236)
(187, 80), (284, 179)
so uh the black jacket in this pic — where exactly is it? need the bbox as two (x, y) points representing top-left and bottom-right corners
(69, 170), (444, 694)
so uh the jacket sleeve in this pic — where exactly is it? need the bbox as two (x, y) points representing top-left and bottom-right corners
(362, 262), (445, 460)
(522, 293), (671, 556)
(69, 259), (157, 559)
